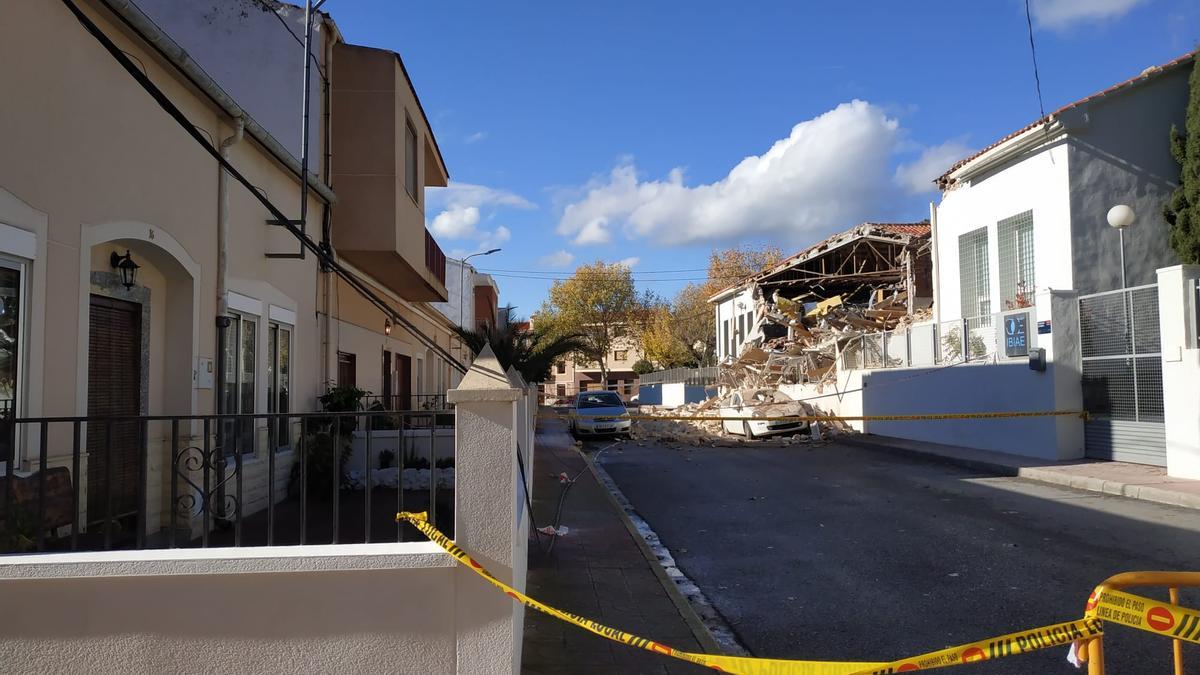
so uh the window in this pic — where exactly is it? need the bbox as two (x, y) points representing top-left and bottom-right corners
(404, 120), (419, 202)
(222, 313), (257, 455)
(556, 361), (566, 374)
(722, 319), (729, 358)
(958, 228), (991, 320)
(998, 211), (1035, 309)
(0, 261), (24, 463)
(556, 384), (566, 397)
(614, 350), (628, 361)
(267, 323), (291, 451)
(337, 351), (356, 388)
(737, 314), (745, 345)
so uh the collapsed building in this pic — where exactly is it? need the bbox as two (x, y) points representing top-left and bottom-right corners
(709, 222), (934, 390)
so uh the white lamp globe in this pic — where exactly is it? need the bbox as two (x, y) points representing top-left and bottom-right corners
(1107, 204), (1135, 230)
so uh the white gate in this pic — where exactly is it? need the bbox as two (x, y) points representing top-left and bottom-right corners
(1078, 284), (1165, 465)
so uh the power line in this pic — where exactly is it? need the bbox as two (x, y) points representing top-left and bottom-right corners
(1024, 0), (1047, 122)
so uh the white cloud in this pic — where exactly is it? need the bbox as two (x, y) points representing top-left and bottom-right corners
(465, 131), (487, 144)
(1030, 0), (1149, 29)
(427, 181), (531, 254)
(430, 205), (481, 239)
(538, 250), (575, 268)
(428, 181), (534, 213)
(556, 100), (904, 247)
(894, 140), (974, 194)
(616, 257), (640, 268)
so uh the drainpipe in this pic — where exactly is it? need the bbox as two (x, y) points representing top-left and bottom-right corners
(929, 200), (942, 326)
(217, 117), (244, 318)
(216, 118), (244, 413)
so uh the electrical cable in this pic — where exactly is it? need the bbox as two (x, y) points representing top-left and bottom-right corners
(254, 0), (328, 82)
(1024, 0), (1047, 124)
(68, 0), (467, 373)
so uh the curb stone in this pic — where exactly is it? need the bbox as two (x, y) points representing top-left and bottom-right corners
(840, 434), (1200, 512)
(577, 446), (741, 657)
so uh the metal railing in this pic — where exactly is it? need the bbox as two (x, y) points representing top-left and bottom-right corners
(840, 311), (1036, 372)
(638, 366), (718, 387)
(362, 393), (451, 413)
(0, 409), (454, 554)
(425, 230), (447, 286)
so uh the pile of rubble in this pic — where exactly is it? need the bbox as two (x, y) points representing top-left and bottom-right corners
(629, 389), (853, 447)
(723, 287), (933, 390)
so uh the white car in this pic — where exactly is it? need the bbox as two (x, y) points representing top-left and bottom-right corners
(568, 391), (632, 437)
(720, 391), (808, 439)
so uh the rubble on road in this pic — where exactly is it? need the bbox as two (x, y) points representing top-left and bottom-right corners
(629, 389), (852, 447)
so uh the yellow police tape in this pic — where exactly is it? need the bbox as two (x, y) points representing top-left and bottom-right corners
(396, 511), (1106, 674)
(558, 410), (1089, 423)
(1087, 587), (1200, 645)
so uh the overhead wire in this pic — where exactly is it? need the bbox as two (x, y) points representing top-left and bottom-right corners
(68, 0), (467, 373)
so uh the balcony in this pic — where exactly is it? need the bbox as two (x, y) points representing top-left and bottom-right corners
(331, 43), (450, 302)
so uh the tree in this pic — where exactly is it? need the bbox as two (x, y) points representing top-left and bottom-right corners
(1165, 58), (1200, 265)
(535, 262), (650, 382)
(640, 303), (695, 368)
(455, 307), (585, 383)
(631, 359), (655, 375)
(701, 244), (785, 298)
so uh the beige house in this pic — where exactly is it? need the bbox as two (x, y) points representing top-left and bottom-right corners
(0, 0), (465, 547)
(546, 330), (645, 401)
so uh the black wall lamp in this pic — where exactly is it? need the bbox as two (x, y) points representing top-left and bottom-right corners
(384, 318), (392, 336)
(110, 250), (140, 290)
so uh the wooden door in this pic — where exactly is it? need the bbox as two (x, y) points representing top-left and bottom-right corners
(86, 295), (142, 530)
(395, 354), (411, 411)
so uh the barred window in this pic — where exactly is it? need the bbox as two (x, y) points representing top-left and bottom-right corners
(998, 210), (1034, 309)
(958, 227), (991, 320)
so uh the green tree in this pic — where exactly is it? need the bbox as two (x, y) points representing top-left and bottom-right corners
(535, 262), (650, 382)
(1165, 57), (1200, 264)
(455, 308), (585, 383)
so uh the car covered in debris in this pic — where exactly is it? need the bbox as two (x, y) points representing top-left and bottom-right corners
(568, 391), (632, 437)
(720, 389), (808, 439)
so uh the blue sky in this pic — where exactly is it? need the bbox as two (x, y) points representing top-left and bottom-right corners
(327, 0), (1197, 314)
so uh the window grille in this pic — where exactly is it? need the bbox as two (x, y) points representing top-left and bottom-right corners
(958, 227), (991, 320)
(998, 211), (1034, 309)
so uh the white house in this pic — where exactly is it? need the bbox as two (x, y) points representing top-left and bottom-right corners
(930, 51), (1194, 467)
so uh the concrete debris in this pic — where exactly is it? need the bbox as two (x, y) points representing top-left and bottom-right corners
(716, 222), (934, 389)
(631, 389), (851, 447)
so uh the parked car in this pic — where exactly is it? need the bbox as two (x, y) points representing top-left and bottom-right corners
(568, 391), (632, 437)
(720, 390), (807, 439)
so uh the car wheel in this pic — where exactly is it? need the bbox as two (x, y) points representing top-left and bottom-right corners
(743, 421), (756, 440)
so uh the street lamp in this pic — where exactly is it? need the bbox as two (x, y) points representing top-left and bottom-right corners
(460, 248), (501, 329)
(1107, 204), (1136, 289)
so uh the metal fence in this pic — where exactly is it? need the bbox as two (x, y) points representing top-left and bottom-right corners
(841, 311), (1033, 371)
(0, 409), (454, 554)
(637, 366), (719, 386)
(1079, 284), (1163, 423)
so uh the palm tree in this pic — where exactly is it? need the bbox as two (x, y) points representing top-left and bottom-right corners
(454, 308), (585, 383)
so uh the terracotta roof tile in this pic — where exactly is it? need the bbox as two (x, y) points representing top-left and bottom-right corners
(936, 49), (1197, 189)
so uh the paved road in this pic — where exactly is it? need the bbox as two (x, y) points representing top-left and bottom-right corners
(596, 438), (1200, 674)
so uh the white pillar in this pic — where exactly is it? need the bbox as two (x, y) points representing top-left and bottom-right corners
(1158, 265), (1200, 479)
(1037, 288), (1084, 460)
(447, 345), (524, 673)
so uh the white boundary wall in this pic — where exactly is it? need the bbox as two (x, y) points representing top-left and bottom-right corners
(0, 347), (530, 674)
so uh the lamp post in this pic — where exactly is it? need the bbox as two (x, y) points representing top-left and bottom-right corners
(1107, 204), (1136, 289)
(459, 248), (501, 329)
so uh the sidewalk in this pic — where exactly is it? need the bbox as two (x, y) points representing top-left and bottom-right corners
(842, 434), (1200, 510)
(521, 414), (712, 674)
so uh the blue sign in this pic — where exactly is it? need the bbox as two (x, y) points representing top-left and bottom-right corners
(1037, 320), (1051, 335)
(1005, 313), (1029, 357)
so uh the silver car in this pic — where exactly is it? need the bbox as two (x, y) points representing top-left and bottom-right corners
(568, 391), (632, 437)
(720, 390), (808, 439)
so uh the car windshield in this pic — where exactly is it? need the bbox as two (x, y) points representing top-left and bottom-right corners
(577, 392), (624, 409)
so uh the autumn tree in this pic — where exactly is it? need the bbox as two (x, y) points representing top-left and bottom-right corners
(701, 244), (786, 297)
(535, 262), (651, 382)
(1165, 57), (1200, 264)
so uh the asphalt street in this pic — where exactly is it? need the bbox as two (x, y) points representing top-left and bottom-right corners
(595, 437), (1200, 674)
